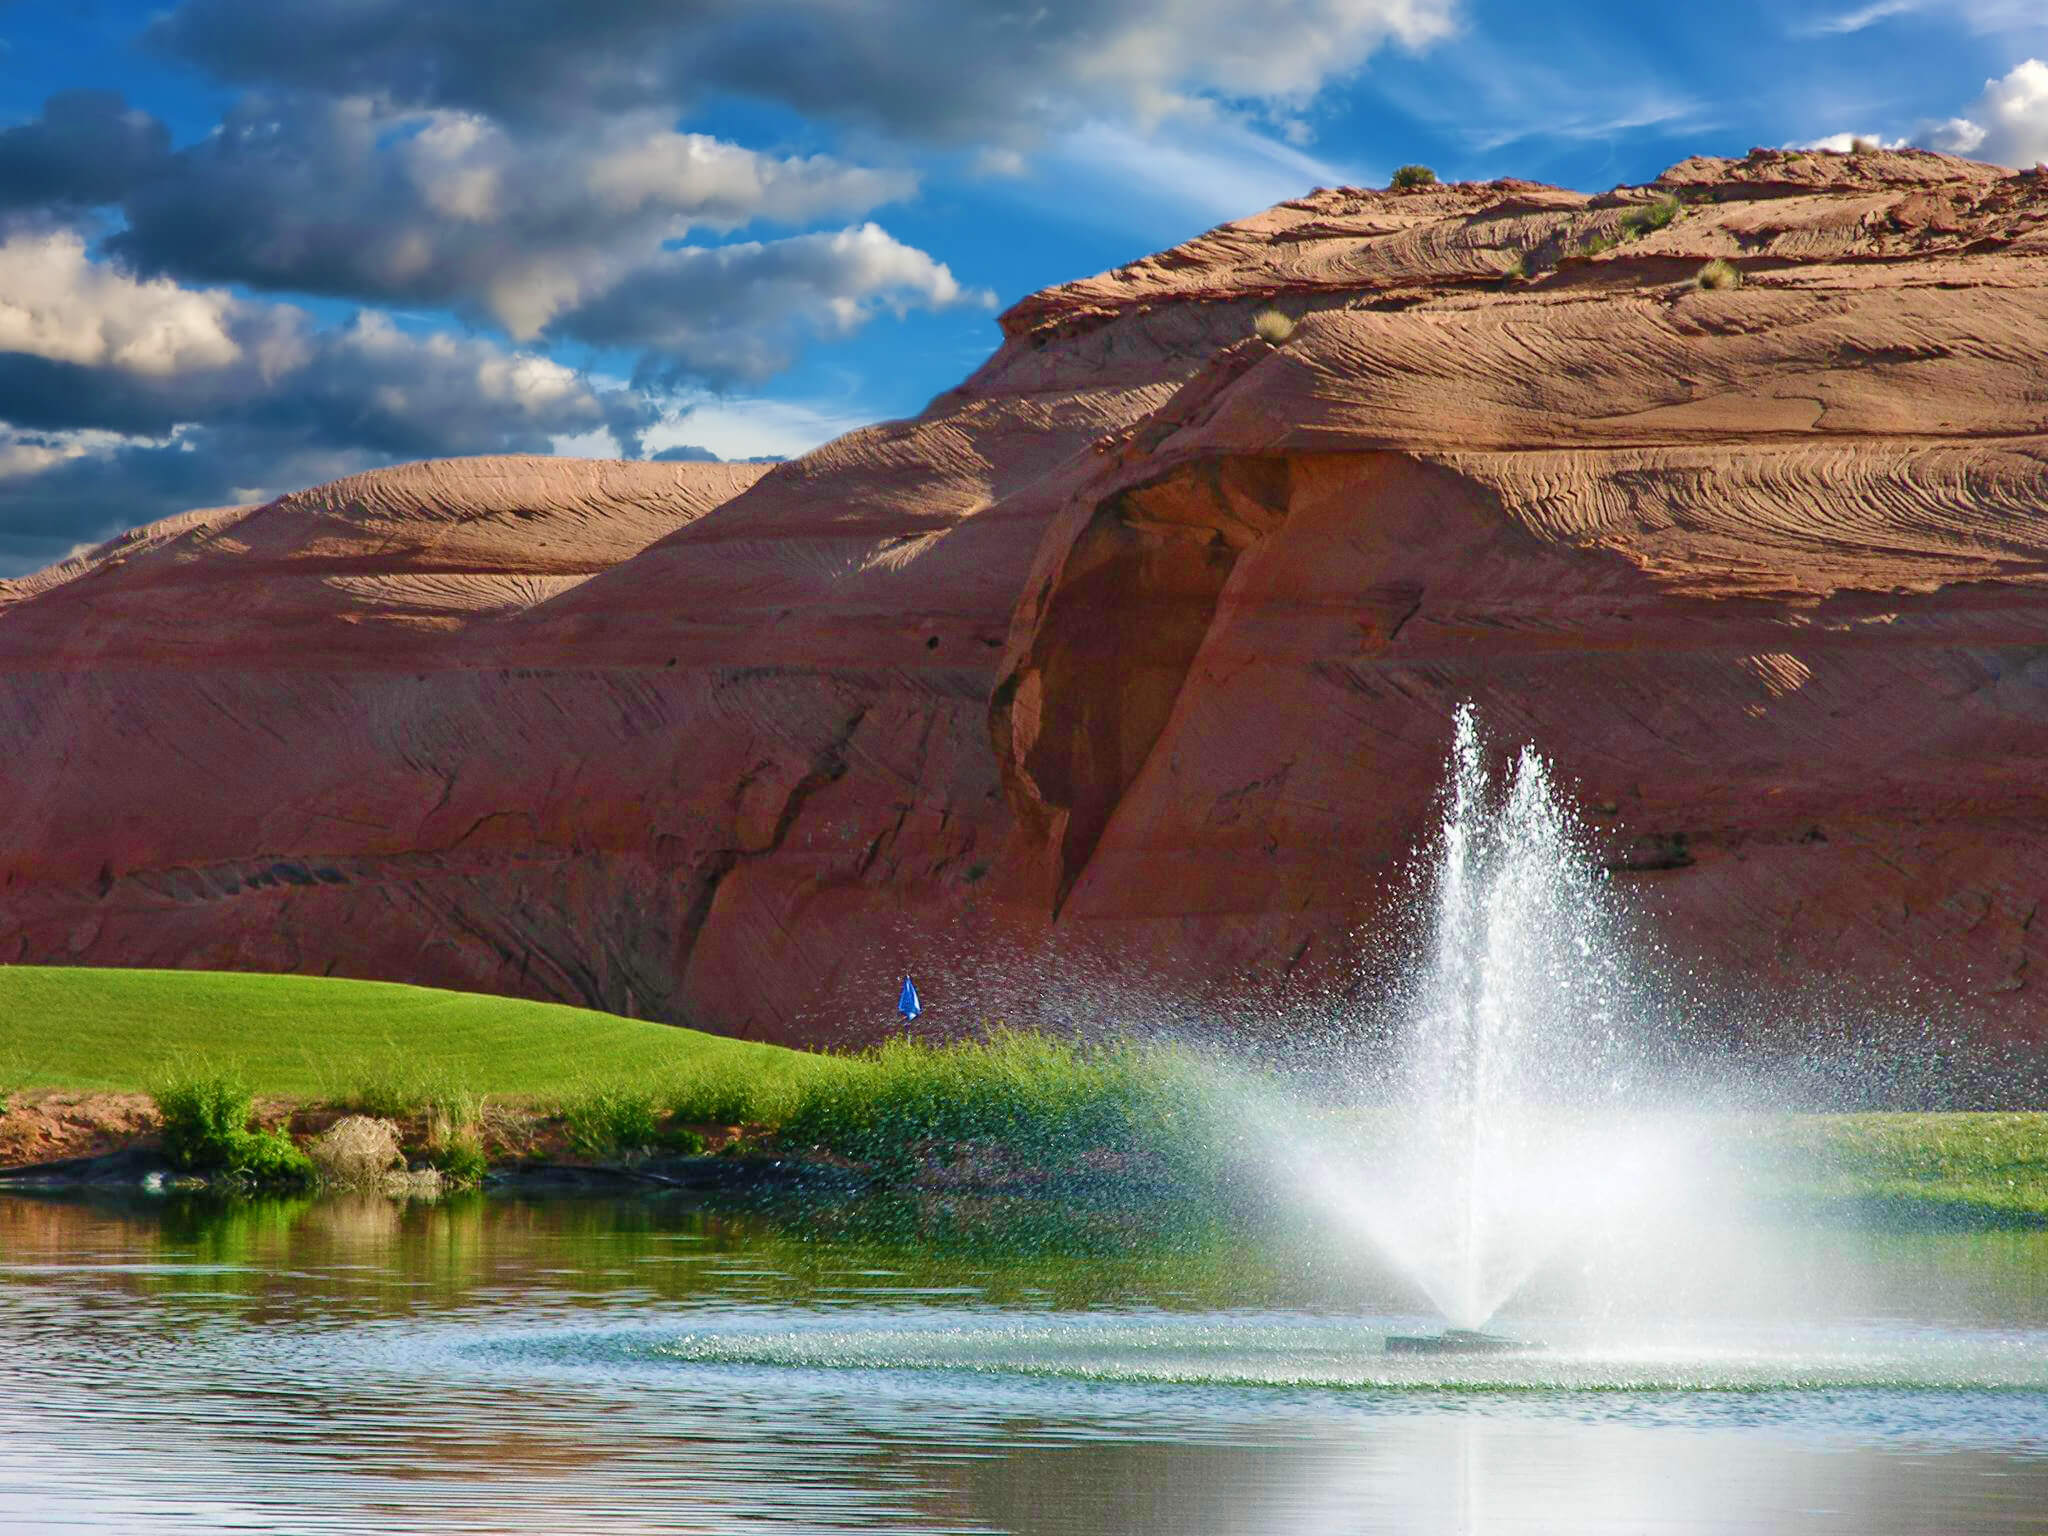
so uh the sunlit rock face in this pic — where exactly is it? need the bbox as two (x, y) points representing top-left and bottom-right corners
(6, 148), (2048, 1047)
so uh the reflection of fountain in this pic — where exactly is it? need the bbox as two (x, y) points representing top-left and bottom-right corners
(1367, 704), (1680, 1335)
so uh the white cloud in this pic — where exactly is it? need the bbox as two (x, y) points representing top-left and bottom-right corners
(1799, 0), (1920, 36)
(1794, 132), (1908, 152)
(0, 230), (240, 375)
(1057, 0), (1460, 125)
(1365, 24), (1708, 158)
(0, 237), (667, 568)
(1057, 116), (1360, 226)
(113, 95), (922, 346)
(551, 223), (992, 386)
(1805, 1), (2048, 37)
(1936, 59), (2048, 166)
(642, 395), (877, 464)
(0, 425), (166, 480)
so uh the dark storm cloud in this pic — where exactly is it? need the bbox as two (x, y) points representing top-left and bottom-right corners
(0, 90), (170, 215)
(0, 353), (195, 437)
(146, 0), (1459, 144)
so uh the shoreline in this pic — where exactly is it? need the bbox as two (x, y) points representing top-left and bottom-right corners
(0, 1087), (1172, 1204)
(3, 1090), (2046, 1230)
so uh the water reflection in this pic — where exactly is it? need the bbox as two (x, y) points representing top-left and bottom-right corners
(1, 1192), (2045, 1534)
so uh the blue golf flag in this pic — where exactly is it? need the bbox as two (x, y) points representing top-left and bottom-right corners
(897, 976), (921, 1020)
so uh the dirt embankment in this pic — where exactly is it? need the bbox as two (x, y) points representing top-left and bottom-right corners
(0, 1090), (763, 1184)
(0, 1093), (157, 1167)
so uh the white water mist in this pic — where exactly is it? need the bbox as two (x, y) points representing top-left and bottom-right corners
(1364, 704), (1689, 1328)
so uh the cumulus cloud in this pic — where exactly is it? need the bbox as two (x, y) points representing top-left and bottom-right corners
(550, 223), (988, 386)
(0, 230), (656, 573)
(0, 88), (973, 381)
(14, 0), (1467, 569)
(0, 229), (241, 375)
(1933, 59), (2048, 166)
(146, 0), (1458, 145)
(107, 93), (922, 341)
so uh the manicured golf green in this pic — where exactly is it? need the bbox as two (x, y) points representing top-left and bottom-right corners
(0, 964), (806, 1100)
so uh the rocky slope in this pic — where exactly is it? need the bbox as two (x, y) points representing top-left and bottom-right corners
(5, 148), (2048, 1048)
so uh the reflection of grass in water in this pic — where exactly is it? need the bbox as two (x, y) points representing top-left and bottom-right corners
(15, 1185), (2048, 1331)
(40, 1189), (1330, 1314)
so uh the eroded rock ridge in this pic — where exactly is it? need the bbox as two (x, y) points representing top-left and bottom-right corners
(5, 149), (2048, 1046)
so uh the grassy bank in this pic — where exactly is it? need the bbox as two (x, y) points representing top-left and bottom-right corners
(1744, 1112), (2048, 1224)
(0, 965), (811, 1100)
(3, 967), (2046, 1223)
(0, 966), (1230, 1186)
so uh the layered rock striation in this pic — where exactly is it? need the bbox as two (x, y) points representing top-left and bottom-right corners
(6, 149), (2048, 1046)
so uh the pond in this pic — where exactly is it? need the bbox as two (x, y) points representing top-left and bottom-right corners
(0, 1191), (2044, 1533)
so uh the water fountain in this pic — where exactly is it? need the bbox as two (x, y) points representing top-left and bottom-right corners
(1349, 705), (1694, 1350)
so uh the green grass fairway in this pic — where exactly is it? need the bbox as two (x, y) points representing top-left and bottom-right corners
(0, 965), (808, 1101)
(1747, 1111), (2048, 1224)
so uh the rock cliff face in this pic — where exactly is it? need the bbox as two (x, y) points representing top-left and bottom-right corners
(6, 149), (2048, 1047)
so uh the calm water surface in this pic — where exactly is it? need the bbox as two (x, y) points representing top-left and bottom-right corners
(1, 1192), (2045, 1534)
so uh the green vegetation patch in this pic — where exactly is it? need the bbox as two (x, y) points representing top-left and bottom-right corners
(1746, 1112), (2048, 1224)
(776, 1031), (1236, 1182)
(152, 1068), (316, 1191)
(1618, 193), (1681, 239)
(0, 965), (802, 1101)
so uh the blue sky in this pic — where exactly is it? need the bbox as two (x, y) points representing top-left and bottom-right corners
(1, 0), (2046, 573)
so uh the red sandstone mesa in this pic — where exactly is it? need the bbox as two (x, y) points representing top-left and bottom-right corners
(5, 148), (2048, 1047)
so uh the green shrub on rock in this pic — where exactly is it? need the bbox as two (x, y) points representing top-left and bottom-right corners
(1391, 164), (1437, 190)
(1619, 194), (1680, 239)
